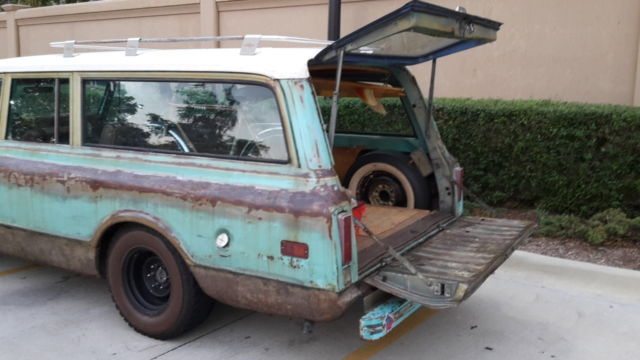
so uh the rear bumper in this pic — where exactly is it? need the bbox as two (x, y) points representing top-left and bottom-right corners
(191, 265), (367, 322)
(360, 295), (422, 340)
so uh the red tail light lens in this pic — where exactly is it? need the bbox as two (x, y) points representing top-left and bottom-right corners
(280, 240), (308, 259)
(338, 212), (353, 265)
(352, 202), (367, 237)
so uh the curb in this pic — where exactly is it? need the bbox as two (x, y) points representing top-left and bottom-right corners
(497, 250), (640, 304)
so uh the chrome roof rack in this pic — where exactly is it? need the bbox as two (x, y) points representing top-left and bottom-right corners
(50, 35), (333, 58)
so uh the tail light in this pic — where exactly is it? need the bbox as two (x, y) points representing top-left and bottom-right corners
(281, 240), (308, 259)
(454, 166), (464, 201)
(352, 202), (367, 237)
(337, 212), (353, 265)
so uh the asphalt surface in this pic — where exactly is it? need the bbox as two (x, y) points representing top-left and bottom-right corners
(1, 251), (639, 360)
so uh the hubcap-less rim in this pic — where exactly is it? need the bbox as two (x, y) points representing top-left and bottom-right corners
(358, 171), (407, 207)
(123, 248), (171, 315)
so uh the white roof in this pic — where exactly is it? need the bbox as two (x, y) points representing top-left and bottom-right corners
(0, 47), (323, 79)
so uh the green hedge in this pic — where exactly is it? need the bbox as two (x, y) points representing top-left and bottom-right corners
(317, 97), (414, 135)
(324, 98), (640, 217)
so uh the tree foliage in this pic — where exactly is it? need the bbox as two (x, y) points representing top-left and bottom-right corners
(0, 0), (89, 10)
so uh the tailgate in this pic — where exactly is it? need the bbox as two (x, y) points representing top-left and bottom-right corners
(356, 206), (453, 274)
(364, 216), (534, 309)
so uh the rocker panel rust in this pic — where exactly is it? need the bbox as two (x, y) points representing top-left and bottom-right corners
(0, 224), (97, 276)
(0, 223), (366, 322)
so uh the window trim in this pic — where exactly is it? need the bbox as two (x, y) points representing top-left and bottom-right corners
(1, 73), (73, 144)
(0, 74), (7, 140)
(78, 72), (296, 167)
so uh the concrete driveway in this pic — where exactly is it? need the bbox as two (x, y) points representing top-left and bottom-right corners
(1, 251), (639, 360)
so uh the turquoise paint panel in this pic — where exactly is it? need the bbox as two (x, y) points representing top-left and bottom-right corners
(333, 133), (421, 153)
(279, 79), (334, 171)
(0, 145), (341, 290)
(168, 205), (339, 289)
(0, 76), (348, 291)
(359, 296), (422, 341)
(0, 183), (104, 241)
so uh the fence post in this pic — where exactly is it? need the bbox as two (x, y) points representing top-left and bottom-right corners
(1, 4), (29, 57)
(635, 41), (640, 106)
(200, 0), (219, 48)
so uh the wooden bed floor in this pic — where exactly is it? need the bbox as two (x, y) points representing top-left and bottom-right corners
(356, 205), (431, 253)
(356, 205), (451, 272)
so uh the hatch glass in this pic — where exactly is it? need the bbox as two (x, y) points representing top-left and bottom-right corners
(312, 1), (502, 65)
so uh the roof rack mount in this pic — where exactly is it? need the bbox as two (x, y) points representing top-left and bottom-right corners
(49, 35), (333, 58)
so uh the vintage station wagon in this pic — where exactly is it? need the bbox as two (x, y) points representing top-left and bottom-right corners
(0, 2), (533, 340)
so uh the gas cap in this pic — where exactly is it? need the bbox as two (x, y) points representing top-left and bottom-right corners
(216, 232), (230, 248)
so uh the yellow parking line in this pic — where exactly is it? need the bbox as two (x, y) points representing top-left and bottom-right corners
(0, 264), (40, 277)
(342, 308), (438, 360)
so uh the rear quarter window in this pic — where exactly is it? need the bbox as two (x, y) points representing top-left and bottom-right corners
(6, 78), (70, 144)
(82, 79), (289, 162)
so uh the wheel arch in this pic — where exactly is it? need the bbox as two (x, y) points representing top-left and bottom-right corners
(92, 210), (190, 278)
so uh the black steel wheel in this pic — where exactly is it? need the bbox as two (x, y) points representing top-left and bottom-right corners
(122, 248), (171, 315)
(106, 227), (213, 339)
(345, 151), (430, 209)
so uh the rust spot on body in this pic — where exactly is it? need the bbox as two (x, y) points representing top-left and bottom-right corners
(0, 157), (349, 220)
(293, 79), (307, 105)
(0, 224), (97, 276)
(191, 265), (366, 322)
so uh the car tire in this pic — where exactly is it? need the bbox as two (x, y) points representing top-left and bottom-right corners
(106, 226), (213, 339)
(345, 151), (430, 209)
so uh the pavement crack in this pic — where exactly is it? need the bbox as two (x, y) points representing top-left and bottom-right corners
(149, 311), (255, 360)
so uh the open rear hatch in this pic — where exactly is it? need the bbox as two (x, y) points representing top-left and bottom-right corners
(362, 216), (534, 308)
(311, 1), (501, 66)
(311, 1), (519, 340)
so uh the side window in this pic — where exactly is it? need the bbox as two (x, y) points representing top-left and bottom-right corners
(83, 79), (288, 162)
(7, 78), (70, 144)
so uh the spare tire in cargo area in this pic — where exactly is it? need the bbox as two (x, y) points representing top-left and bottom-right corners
(345, 151), (431, 210)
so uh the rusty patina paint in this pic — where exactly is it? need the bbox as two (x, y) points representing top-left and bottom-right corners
(0, 156), (348, 219)
(191, 265), (369, 322)
(0, 141), (336, 180)
(0, 76), (347, 295)
(0, 154), (348, 290)
(364, 216), (535, 308)
(0, 224), (97, 276)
